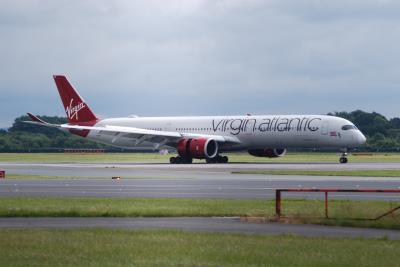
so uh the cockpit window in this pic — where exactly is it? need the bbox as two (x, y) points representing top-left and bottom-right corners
(341, 125), (357, 130)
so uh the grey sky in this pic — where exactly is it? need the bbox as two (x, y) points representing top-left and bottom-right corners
(1, 0), (400, 128)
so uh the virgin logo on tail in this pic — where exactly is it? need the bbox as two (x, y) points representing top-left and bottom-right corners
(66, 99), (86, 120)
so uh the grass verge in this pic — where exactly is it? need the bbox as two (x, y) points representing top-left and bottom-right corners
(0, 197), (270, 217)
(1, 229), (399, 267)
(232, 170), (400, 177)
(0, 197), (399, 230)
(0, 152), (400, 163)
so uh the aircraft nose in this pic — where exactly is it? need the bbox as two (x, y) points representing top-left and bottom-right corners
(357, 132), (367, 145)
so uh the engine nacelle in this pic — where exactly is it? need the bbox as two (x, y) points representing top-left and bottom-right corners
(177, 138), (218, 159)
(177, 139), (191, 158)
(248, 148), (287, 158)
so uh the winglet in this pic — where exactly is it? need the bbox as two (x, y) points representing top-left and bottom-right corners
(23, 113), (60, 128)
(27, 113), (47, 124)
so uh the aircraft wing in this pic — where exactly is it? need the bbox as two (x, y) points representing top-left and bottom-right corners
(24, 114), (241, 148)
(60, 124), (241, 145)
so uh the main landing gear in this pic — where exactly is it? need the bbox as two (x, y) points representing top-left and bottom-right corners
(206, 155), (229, 164)
(339, 151), (348, 164)
(169, 155), (229, 164)
(169, 156), (193, 164)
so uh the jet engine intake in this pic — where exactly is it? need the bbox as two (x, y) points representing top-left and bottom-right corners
(177, 138), (218, 159)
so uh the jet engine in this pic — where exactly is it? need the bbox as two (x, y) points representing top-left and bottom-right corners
(177, 138), (218, 159)
(248, 148), (286, 158)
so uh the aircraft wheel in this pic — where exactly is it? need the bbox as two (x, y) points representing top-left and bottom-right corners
(209, 156), (228, 164)
(183, 157), (193, 164)
(339, 157), (348, 164)
(176, 156), (184, 164)
(206, 158), (216, 164)
(170, 157), (177, 164)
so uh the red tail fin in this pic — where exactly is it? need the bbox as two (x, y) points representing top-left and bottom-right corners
(53, 75), (98, 124)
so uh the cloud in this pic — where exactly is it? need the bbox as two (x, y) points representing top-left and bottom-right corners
(0, 0), (399, 127)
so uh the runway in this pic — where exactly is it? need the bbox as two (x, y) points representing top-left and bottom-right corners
(1, 217), (399, 239)
(1, 162), (400, 200)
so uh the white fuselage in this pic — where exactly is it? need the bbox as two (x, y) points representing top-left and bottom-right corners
(83, 115), (366, 151)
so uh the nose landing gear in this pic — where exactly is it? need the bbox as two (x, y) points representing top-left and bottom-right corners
(339, 151), (348, 164)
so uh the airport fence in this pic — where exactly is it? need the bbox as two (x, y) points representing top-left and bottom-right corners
(275, 188), (400, 220)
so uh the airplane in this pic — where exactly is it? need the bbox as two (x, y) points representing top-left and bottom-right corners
(25, 75), (366, 164)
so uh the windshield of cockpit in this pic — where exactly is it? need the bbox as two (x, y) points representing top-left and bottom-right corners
(341, 125), (358, 131)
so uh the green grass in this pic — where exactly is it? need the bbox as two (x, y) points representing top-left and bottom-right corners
(233, 170), (400, 177)
(229, 152), (400, 163)
(0, 197), (270, 217)
(1, 229), (399, 267)
(0, 153), (167, 163)
(0, 152), (400, 163)
(1, 197), (400, 230)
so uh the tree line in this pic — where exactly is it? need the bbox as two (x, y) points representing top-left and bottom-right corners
(0, 115), (107, 152)
(0, 110), (399, 152)
(327, 110), (400, 151)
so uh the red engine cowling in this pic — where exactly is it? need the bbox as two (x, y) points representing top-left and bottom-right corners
(177, 138), (218, 159)
(248, 148), (286, 158)
(177, 139), (191, 157)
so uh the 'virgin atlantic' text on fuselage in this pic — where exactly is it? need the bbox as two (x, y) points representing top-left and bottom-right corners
(212, 117), (322, 135)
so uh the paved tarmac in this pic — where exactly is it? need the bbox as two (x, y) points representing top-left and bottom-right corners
(1, 177), (400, 200)
(0, 217), (399, 239)
(1, 162), (400, 200)
(2, 162), (400, 179)
(1, 162), (400, 238)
